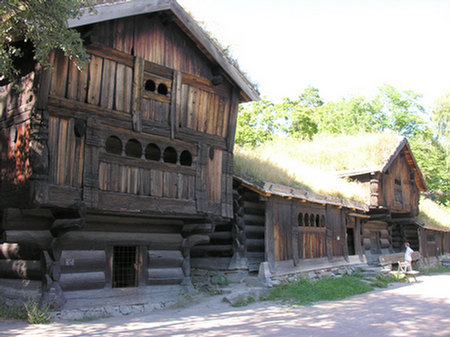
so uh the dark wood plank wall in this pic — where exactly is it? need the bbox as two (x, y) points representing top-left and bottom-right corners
(325, 206), (346, 257)
(270, 197), (345, 262)
(381, 153), (418, 215)
(272, 197), (292, 261)
(419, 228), (449, 259)
(42, 15), (238, 218)
(48, 116), (85, 187)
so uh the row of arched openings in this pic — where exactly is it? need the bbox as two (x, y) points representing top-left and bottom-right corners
(298, 213), (326, 228)
(105, 135), (193, 166)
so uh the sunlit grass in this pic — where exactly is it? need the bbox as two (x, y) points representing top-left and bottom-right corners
(265, 276), (374, 305)
(234, 132), (402, 203)
(418, 197), (450, 231)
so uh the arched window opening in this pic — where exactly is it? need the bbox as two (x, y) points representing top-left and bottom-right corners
(304, 213), (309, 227)
(145, 79), (156, 92)
(180, 150), (192, 166)
(125, 139), (142, 158)
(105, 136), (122, 155)
(298, 213), (303, 226)
(310, 214), (315, 227)
(145, 143), (161, 161)
(157, 83), (168, 96)
(321, 215), (326, 227)
(163, 146), (177, 164)
(316, 215), (320, 227)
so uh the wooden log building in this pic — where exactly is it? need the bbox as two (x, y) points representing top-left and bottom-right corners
(0, 0), (259, 307)
(337, 137), (428, 263)
(193, 135), (449, 279)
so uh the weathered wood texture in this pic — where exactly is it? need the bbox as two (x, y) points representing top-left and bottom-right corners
(419, 228), (450, 259)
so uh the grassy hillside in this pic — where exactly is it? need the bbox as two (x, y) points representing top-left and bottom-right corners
(418, 197), (450, 232)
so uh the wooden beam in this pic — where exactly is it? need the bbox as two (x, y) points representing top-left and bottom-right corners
(132, 56), (144, 132)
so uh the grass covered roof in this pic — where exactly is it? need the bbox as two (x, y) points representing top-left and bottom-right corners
(234, 131), (403, 203)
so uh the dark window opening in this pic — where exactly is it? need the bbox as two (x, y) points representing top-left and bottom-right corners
(105, 136), (122, 155)
(180, 150), (192, 166)
(145, 143), (161, 161)
(315, 215), (320, 227)
(321, 215), (326, 227)
(112, 246), (137, 288)
(395, 178), (401, 186)
(310, 214), (315, 227)
(157, 83), (168, 95)
(125, 139), (142, 158)
(304, 213), (309, 227)
(298, 213), (303, 226)
(145, 79), (156, 92)
(163, 146), (177, 164)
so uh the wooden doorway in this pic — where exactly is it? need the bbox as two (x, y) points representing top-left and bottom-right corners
(347, 228), (356, 255)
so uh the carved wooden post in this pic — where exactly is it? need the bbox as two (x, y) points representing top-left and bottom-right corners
(229, 185), (249, 270)
(370, 173), (380, 208)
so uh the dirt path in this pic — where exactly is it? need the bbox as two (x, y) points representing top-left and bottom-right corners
(1, 274), (450, 337)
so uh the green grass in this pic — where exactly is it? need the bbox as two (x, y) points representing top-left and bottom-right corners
(418, 197), (450, 232)
(265, 275), (374, 305)
(419, 266), (450, 275)
(0, 301), (28, 321)
(0, 300), (51, 324)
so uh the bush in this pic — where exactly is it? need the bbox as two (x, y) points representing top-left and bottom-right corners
(24, 300), (51, 324)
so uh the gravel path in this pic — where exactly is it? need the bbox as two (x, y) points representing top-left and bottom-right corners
(1, 273), (449, 337)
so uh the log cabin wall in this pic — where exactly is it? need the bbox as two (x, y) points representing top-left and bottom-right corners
(42, 13), (238, 218)
(360, 221), (391, 263)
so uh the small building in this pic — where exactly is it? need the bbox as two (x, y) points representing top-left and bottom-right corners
(0, 0), (259, 308)
(337, 136), (427, 263)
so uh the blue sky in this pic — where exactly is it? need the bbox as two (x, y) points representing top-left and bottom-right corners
(179, 0), (450, 110)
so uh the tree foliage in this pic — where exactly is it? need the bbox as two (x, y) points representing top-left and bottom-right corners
(236, 84), (450, 205)
(0, 0), (93, 84)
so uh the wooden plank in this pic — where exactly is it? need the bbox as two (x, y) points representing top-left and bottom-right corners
(132, 56), (144, 132)
(86, 43), (134, 68)
(170, 70), (182, 139)
(265, 198), (276, 273)
(49, 51), (69, 98)
(150, 170), (163, 197)
(115, 63), (133, 113)
(100, 59), (117, 109)
(87, 55), (103, 105)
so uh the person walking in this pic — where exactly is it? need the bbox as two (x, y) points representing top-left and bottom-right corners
(404, 242), (414, 271)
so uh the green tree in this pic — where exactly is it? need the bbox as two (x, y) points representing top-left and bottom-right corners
(235, 99), (282, 146)
(375, 84), (428, 138)
(429, 92), (450, 204)
(1, 0), (93, 84)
